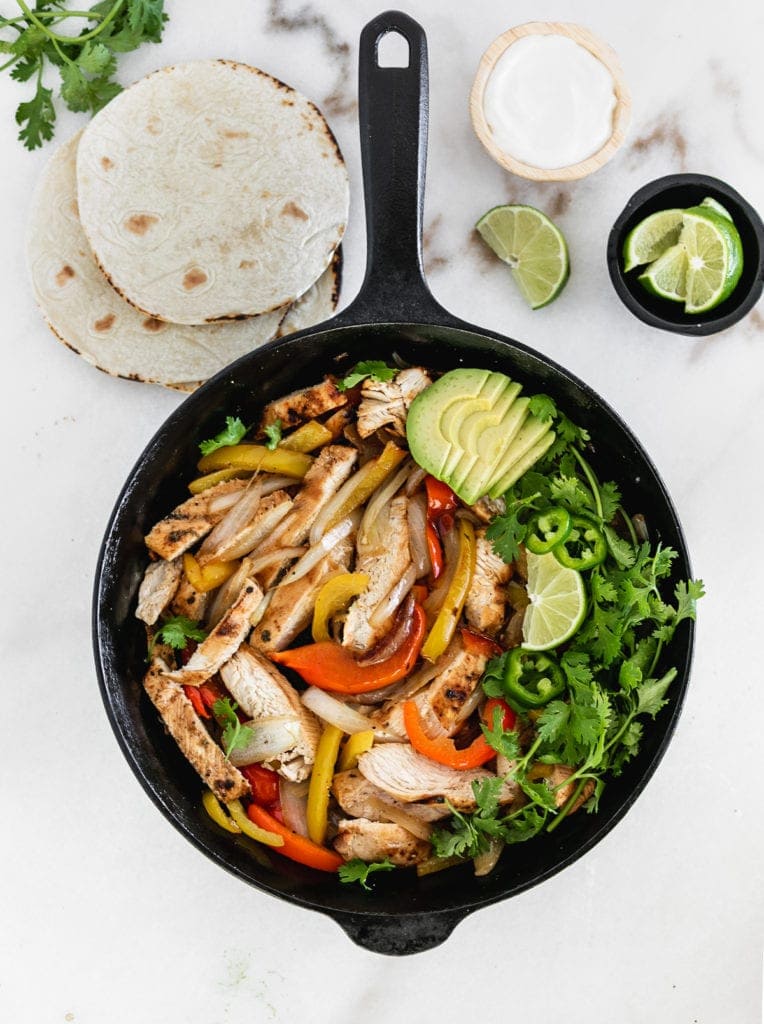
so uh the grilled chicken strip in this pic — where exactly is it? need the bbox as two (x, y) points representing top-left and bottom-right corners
(143, 660), (250, 803)
(334, 818), (431, 866)
(343, 495), (411, 653)
(251, 536), (354, 653)
(165, 579), (263, 687)
(170, 574), (208, 620)
(197, 489), (293, 567)
(332, 768), (451, 823)
(135, 557), (182, 625)
(145, 479), (248, 561)
(358, 743), (517, 810)
(258, 377), (347, 432)
(219, 646), (320, 781)
(464, 529), (512, 636)
(356, 367), (432, 439)
(255, 445), (357, 588)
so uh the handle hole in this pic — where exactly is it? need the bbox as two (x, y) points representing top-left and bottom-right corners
(376, 30), (410, 68)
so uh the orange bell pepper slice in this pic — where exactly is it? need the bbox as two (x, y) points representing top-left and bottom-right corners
(402, 700), (495, 770)
(271, 603), (426, 694)
(246, 803), (343, 872)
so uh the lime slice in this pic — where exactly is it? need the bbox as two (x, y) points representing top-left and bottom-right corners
(521, 550), (586, 651)
(680, 207), (743, 314)
(622, 209), (684, 272)
(476, 205), (570, 309)
(700, 196), (733, 222)
(638, 242), (688, 303)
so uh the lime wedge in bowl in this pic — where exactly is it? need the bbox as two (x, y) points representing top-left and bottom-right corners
(622, 208), (684, 272)
(680, 206), (743, 314)
(700, 195), (733, 221)
(476, 204), (570, 309)
(638, 242), (688, 303)
(522, 550), (586, 651)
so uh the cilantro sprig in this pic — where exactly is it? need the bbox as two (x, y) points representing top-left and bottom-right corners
(338, 858), (396, 890)
(198, 416), (247, 456)
(2, 0), (169, 150)
(337, 360), (397, 392)
(211, 698), (253, 760)
(263, 419), (282, 451)
(148, 615), (207, 658)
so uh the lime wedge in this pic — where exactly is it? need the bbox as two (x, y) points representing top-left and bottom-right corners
(476, 205), (570, 309)
(680, 207), (743, 314)
(638, 242), (688, 303)
(521, 550), (586, 651)
(700, 196), (733, 222)
(622, 209), (684, 272)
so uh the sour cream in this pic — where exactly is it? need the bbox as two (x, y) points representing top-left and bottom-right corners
(483, 34), (617, 169)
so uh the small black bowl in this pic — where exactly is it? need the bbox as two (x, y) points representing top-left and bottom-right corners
(607, 173), (764, 335)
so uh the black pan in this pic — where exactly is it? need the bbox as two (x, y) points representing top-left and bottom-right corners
(93, 11), (695, 956)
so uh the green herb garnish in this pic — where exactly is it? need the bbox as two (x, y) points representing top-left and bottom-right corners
(149, 615), (206, 658)
(338, 858), (396, 890)
(212, 698), (253, 759)
(337, 360), (397, 392)
(198, 416), (247, 456)
(263, 419), (282, 451)
(2, 0), (169, 150)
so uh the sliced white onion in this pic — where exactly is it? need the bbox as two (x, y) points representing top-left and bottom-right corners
(358, 461), (412, 549)
(279, 511), (360, 588)
(279, 779), (309, 837)
(246, 546), (305, 576)
(473, 837), (504, 877)
(355, 658), (442, 706)
(423, 524), (460, 617)
(260, 475), (299, 496)
(206, 556), (256, 627)
(369, 563), (417, 629)
(310, 456), (398, 546)
(249, 589), (273, 628)
(301, 686), (373, 735)
(407, 492), (430, 578)
(228, 716), (301, 766)
(207, 487), (248, 516)
(452, 685), (484, 731)
(366, 796), (432, 841)
(199, 478), (262, 561)
(405, 464), (427, 495)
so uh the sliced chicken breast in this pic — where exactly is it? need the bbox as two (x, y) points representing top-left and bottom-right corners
(143, 660), (249, 803)
(135, 557), (182, 625)
(145, 479), (248, 560)
(197, 489), (293, 566)
(165, 579), (263, 687)
(259, 377), (347, 432)
(170, 574), (209, 620)
(357, 367), (432, 439)
(464, 529), (512, 636)
(343, 496), (411, 653)
(332, 769), (451, 823)
(334, 818), (431, 866)
(219, 645), (321, 782)
(357, 743), (517, 810)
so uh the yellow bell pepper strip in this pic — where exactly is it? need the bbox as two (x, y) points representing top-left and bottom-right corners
(280, 419), (333, 453)
(337, 729), (375, 771)
(187, 467), (251, 495)
(227, 799), (284, 847)
(402, 700), (494, 770)
(421, 518), (476, 662)
(197, 444), (313, 478)
(306, 723), (343, 844)
(182, 552), (239, 593)
(202, 789), (241, 834)
(325, 441), (408, 532)
(247, 803), (343, 872)
(311, 572), (370, 642)
(272, 602), (427, 694)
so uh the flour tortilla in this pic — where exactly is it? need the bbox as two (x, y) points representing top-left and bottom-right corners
(76, 60), (349, 325)
(279, 248), (342, 336)
(27, 132), (286, 387)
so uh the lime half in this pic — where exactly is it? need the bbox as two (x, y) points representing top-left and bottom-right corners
(638, 242), (688, 303)
(623, 209), (684, 272)
(700, 196), (733, 222)
(522, 550), (586, 651)
(476, 205), (570, 309)
(680, 207), (743, 314)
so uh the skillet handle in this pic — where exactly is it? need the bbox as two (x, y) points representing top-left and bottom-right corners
(336, 10), (448, 325)
(329, 908), (468, 956)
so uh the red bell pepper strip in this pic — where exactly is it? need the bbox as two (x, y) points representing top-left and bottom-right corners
(402, 700), (495, 770)
(411, 583), (429, 604)
(481, 697), (517, 733)
(184, 684), (209, 718)
(240, 764), (281, 808)
(271, 603), (427, 694)
(426, 521), (444, 580)
(460, 627), (503, 659)
(246, 803), (343, 872)
(425, 476), (458, 519)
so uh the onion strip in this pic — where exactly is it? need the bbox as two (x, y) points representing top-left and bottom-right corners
(368, 563), (417, 629)
(301, 686), (374, 734)
(359, 460), (412, 550)
(278, 511), (360, 588)
(406, 492), (430, 578)
(279, 779), (309, 837)
(198, 478), (262, 562)
(366, 796), (432, 841)
(228, 716), (301, 766)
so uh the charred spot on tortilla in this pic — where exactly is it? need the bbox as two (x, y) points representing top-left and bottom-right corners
(93, 313), (116, 332)
(142, 317), (166, 333)
(183, 268), (208, 290)
(55, 264), (75, 287)
(101, 156), (115, 171)
(223, 130), (250, 139)
(282, 201), (309, 221)
(124, 213), (159, 235)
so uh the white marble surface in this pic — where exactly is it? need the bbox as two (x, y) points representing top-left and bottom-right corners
(2, 1), (763, 1021)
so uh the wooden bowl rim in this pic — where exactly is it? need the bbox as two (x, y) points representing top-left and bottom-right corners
(469, 21), (632, 182)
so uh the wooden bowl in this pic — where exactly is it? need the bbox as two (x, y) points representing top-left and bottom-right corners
(470, 22), (631, 182)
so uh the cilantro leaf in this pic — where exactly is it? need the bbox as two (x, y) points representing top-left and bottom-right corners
(485, 492), (539, 564)
(212, 698), (254, 759)
(16, 81), (55, 150)
(198, 416), (247, 455)
(635, 668), (677, 718)
(337, 361), (397, 392)
(154, 615), (207, 651)
(528, 393), (557, 422)
(60, 62), (121, 114)
(338, 858), (396, 890)
(77, 41), (117, 77)
(263, 419), (282, 451)
(126, 0), (167, 38)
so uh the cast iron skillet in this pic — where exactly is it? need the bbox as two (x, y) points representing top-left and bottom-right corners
(93, 11), (694, 956)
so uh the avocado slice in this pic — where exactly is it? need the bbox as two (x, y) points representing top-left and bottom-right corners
(406, 368), (493, 478)
(487, 424), (556, 498)
(449, 394), (529, 500)
(438, 372), (513, 482)
(443, 379), (521, 486)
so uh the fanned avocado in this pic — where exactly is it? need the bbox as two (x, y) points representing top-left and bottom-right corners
(406, 368), (555, 503)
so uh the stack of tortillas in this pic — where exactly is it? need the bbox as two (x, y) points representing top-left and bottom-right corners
(26, 60), (349, 390)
